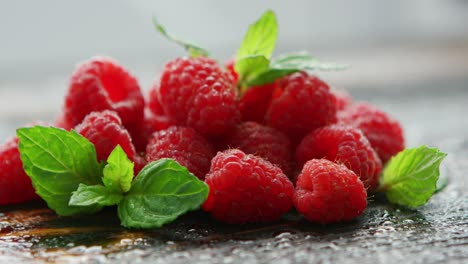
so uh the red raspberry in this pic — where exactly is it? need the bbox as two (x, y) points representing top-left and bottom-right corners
(294, 159), (367, 224)
(0, 137), (39, 205)
(240, 83), (275, 123)
(224, 58), (239, 85)
(338, 102), (405, 163)
(64, 56), (144, 129)
(331, 89), (352, 111)
(130, 86), (176, 153)
(133, 154), (147, 175)
(266, 72), (337, 142)
(54, 114), (73, 130)
(145, 126), (215, 180)
(146, 83), (176, 130)
(158, 57), (241, 137)
(223, 122), (293, 176)
(130, 108), (175, 153)
(202, 149), (294, 224)
(75, 110), (137, 163)
(296, 124), (382, 190)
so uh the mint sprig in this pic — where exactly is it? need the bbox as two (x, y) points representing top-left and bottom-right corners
(234, 11), (345, 89)
(379, 145), (447, 208)
(17, 126), (209, 229)
(17, 126), (103, 216)
(153, 16), (210, 58)
(247, 52), (348, 86)
(118, 159), (209, 228)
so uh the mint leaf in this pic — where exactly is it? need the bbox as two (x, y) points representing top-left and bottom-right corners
(102, 145), (134, 193)
(235, 55), (270, 89)
(69, 184), (123, 207)
(237, 10), (278, 59)
(17, 126), (103, 216)
(270, 51), (347, 71)
(244, 52), (348, 87)
(246, 68), (297, 86)
(379, 146), (447, 208)
(118, 159), (209, 229)
(153, 16), (209, 58)
(270, 52), (319, 69)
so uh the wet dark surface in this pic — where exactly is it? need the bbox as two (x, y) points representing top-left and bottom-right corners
(0, 85), (467, 263)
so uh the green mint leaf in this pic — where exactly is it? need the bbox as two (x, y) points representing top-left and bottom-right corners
(271, 51), (348, 71)
(118, 158), (209, 229)
(246, 52), (348, 86)
(380, 145), (447, 208)
(17, 126), (103, 216)
(270, 52), (319, 68)
(102, 145), (134, 193)
(246, 68), (298, 86)
(236, 10), (278, 59)
(69, 184), (123, 207)
(235, 55), (270, 89)
(153, 16), (209, 58)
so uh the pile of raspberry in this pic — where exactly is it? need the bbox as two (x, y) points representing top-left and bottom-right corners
(0, 56), (405, 224)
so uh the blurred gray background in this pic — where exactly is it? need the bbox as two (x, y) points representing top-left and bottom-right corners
(1, 0), (468, 143)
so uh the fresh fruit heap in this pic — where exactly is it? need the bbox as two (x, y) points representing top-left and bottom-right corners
(0, 10), (446, 228)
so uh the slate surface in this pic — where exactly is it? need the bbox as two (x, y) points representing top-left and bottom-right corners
(0, 81), (467, 264)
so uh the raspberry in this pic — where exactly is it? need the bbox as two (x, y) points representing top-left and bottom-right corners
(158, 57), (241, 137)
(223, 121), (292, 176)
(224, 58), (239, 85)
(296, 124), (382, 190)
(146, 83), (176, 130)
(338, 102), (405, 163)
(0, 137), (39, 205)
(131, 108), (175, 153)
(240, 83), (275, 123)
(266, 72), (337, 142)
(75, 110), (137, 163)
(145, 126), (215, 180)
(133, 154), (147, 175)
(64, 56), (144, 129)
(202, 149), (294, 224)
(130, 86), (176, 152)
(331, 89), (352, 111)
(294, 159), (367, 224)
(54, 114), (73, 130)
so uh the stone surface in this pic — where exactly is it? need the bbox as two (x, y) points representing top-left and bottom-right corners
(0, 81), (467, 264)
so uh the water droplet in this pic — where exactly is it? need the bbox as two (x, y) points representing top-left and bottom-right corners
(402, 219), (414, 225)
(67, 245), (87, 254)
(120, 238), (133, 246)
(275, 232), (292, 239)
(382, 220), (394, 226)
